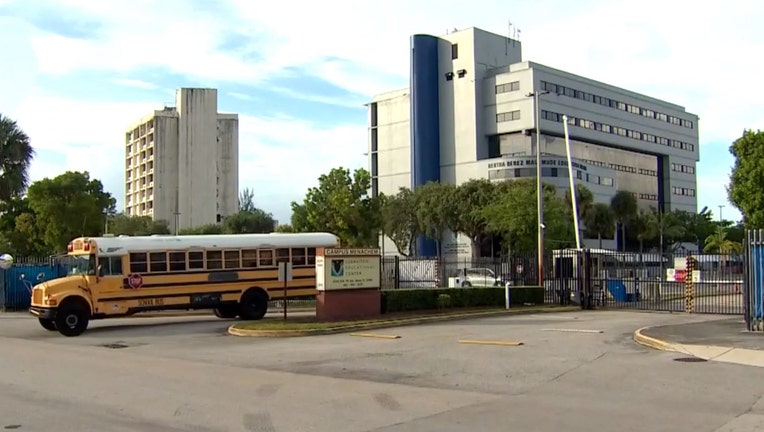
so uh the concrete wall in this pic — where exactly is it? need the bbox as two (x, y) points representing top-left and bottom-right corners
(176, 88), (219, 230)
(217, 114), (239, 219)
(153, 114), (179, 232)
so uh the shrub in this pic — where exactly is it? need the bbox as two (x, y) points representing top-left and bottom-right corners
(381, 286), (544, 314)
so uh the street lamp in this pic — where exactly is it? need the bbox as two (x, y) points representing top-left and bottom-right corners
(718, 205), (725, 223)
(527, 90), (550, 286)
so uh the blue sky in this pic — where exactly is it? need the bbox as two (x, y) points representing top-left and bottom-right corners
(0, 0), (762, 223)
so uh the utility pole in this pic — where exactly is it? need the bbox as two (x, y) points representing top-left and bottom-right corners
(527, 90), (550, 286)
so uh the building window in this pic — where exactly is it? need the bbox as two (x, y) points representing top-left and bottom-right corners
(542, 109), (696, 154)
(497, 110), (521, 123)
(451, 43), (458, 59)
(538, 81), (694, 129)
(496, 81), (520, 94)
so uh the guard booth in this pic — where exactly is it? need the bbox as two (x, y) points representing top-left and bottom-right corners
(551, 249), (598, 309)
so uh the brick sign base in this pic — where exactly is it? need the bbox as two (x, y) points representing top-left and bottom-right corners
(316, 289), (381, 321)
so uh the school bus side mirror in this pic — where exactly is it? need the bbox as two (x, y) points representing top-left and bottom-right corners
(97, 264), (104, 277)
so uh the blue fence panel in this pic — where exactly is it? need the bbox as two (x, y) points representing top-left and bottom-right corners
(2, 263), (70, 310)
(745, 230), (764, 332)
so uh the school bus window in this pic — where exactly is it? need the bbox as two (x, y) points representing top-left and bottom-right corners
(188, 251), (204, 269)
(307, 248), (316, 265)
(129, 253), (148, 273)
(241, 249), (258, 268)
(100, 256), (123, 276)
(291, 248), (306, 266)
(150, 252), (167, 272)
(223, 250), (240, 269)
(207, 250), (223, 269)
(168, 252), (186, 272)
(259, 249), (274, 267)
(276, 248), (290, 263)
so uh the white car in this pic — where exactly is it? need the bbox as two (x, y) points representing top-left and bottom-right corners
(460, 267), (503, 287)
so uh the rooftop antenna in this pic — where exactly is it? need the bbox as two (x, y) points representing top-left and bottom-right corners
(507, 20), (512, 54)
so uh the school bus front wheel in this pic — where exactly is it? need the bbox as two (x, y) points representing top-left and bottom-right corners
(53, 297), (91, 337)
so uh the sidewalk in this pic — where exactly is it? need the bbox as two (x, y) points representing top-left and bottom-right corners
(634, 317), (764, 368)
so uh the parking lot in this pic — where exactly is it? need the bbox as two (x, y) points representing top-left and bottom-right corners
(1, 310), (763, 431)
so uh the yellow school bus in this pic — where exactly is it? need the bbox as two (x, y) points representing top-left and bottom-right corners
(28, 232), (340, 337)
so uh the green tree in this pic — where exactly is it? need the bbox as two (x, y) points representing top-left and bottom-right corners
(223, 209), (276, 234)
(239, 187), (256, 212)
(673, 207), (715, 251)
(108, 213), (170, 236)
(610, 190), (638, 251)
(275, 224), (294, 233)
(0, 114), (35, 201)
(381, 187), (419, 256)
(728, 129), (764, 227)
(290, 203), (310, 232)
(178, 224), (224, 235)
(414, 182), (458, 257)
(703, 226), (743, 273)
(482, 179), (573, 253)
(290, 167), (382, 247)
(0, 198), (49, 257)
(564, 184), (595, 244)
(453, 179), (496, 259)
(26, 171), (116, 252)
(586, 203), (615, 249)
(629, 208), (658, 255)
(652, 208), (685, 253)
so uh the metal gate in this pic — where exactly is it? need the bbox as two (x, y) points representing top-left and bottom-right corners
(568, 248), (744, 315)
(743, 230), (764, 331)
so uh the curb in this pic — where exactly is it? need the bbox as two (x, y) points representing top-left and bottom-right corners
(227, 305), (580, 337)
(633, 326), (685, 353)
(134, 307), (315, 319)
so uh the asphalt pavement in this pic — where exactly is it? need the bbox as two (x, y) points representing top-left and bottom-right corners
(1, 310), (763, 431)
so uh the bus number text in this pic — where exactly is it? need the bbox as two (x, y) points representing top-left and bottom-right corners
(138, 298), (164, 307)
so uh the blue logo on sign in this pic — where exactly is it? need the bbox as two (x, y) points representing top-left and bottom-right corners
(331, 259), (344, 277)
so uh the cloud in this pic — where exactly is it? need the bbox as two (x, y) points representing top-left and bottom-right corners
(9, 92), (366, 222)
(3, 0), (763, 224)
(112, 78), (158, 90)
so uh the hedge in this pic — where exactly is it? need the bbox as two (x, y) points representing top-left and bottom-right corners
(381, 286), (544, 314)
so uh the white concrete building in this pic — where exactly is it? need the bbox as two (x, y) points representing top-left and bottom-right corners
(125, 88), (239, 233)
(369, 27), (699, 257)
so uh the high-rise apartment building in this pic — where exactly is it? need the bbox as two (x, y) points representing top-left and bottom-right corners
(125, 88), (239, 233)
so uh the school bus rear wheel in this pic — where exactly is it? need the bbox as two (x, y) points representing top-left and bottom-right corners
(213, 305), (239, 319)
(54, 299), (91, 337)
(239, 288), (268, 321)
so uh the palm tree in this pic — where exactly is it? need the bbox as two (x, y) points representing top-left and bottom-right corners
(610, 190), (638, 251)
(0, 114), (35, 201)
(652, 208), (685, 253)
(565, 184), (594, 243)
(703, 226), (743, 274)
(631, 209), (658, 256)
(586, 203), (615, 249)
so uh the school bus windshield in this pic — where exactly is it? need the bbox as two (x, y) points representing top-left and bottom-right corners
(68, 255), (96, 276)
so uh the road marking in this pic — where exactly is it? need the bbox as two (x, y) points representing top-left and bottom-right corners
(349, 333), (401, 339)
(458, 339), (524, 346)
(542, 328), (604, 334)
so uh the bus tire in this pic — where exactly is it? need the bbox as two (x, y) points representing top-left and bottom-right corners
(239, 289), (268, 321)
(213, 304), (239, 319)
(54, 298), (91, 337)
(39, 318), (57, 331)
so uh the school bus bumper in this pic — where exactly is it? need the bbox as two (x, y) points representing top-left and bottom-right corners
(29, 306), (56, 319)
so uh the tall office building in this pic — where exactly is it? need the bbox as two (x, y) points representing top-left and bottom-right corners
(369, 27), (699, 257)
(125, 88), (239, 233)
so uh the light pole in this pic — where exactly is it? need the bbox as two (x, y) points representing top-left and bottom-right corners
(718, 205), (725, 224)
(527, 90), (550, 285)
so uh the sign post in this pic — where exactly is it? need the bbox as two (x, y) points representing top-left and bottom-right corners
(278, 261), (293, 321)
